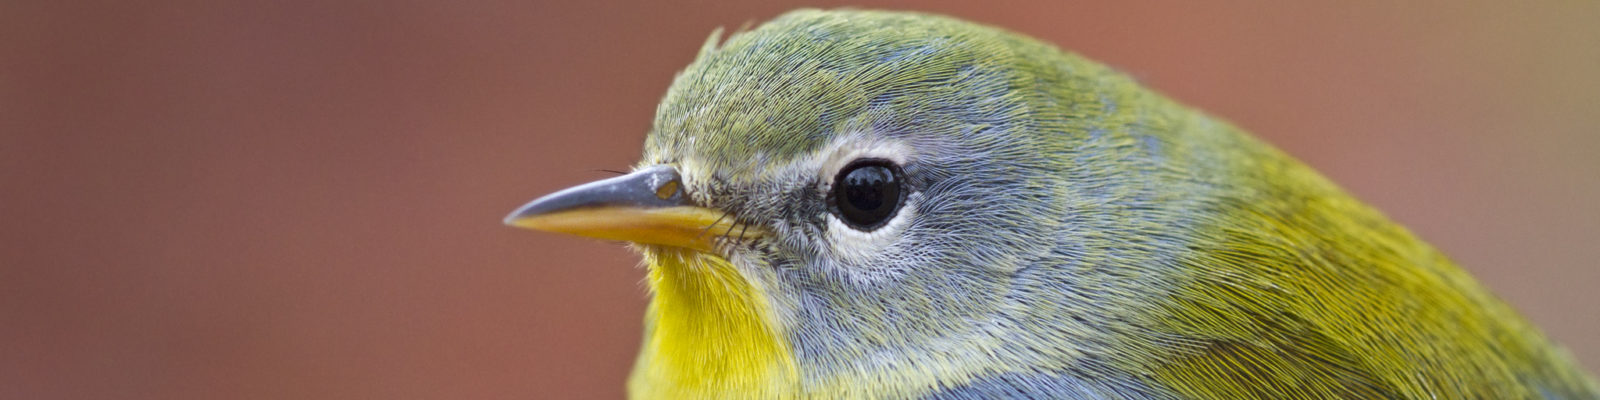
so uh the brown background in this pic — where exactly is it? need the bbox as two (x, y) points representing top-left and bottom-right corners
(3, 1), (1597, 399)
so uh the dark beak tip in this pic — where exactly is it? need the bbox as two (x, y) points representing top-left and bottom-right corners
(502, 165), (688, 228)
(503, 196), (555, 226)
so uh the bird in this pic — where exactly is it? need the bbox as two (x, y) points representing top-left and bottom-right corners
(504, 9), (1599, 399)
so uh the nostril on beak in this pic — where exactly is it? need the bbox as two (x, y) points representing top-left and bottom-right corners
(655, 179), (681, 201)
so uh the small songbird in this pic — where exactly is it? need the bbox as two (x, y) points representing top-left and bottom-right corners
(505, 9), (1598, 399)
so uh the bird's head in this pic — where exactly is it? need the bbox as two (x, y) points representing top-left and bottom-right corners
(506, 9), (1170, 394)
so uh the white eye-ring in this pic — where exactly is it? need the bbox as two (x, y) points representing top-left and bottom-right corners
(814, 138), (917, 264)
(824, 192), (917, 263)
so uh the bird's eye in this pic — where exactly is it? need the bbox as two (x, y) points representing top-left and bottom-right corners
(829, 159), (905, 231)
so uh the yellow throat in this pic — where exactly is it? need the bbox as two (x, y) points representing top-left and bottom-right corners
(628, 248), (799, 399)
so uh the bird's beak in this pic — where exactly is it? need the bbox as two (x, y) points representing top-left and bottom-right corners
(503, 165), (755, 252)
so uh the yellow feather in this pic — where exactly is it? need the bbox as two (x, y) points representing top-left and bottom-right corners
(628, 247), (799, 398)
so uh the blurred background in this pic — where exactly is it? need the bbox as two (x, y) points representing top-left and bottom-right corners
(3, 1), (1598, 398)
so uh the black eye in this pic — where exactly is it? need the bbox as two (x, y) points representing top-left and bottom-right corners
(828, 159), (906, 230)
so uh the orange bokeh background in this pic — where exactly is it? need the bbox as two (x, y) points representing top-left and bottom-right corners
(4, 1), (1597, 398)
